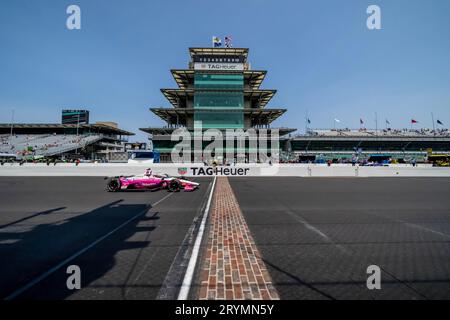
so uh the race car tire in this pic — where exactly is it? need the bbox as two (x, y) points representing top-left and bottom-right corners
(107, 178), (121, 192)
(167, 179), (181, 192)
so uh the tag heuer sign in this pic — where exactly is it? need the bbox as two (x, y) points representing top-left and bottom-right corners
(194, 62), (244, 71)
(178, 167), (188, 175)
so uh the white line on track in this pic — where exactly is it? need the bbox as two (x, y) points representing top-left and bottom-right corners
(284, 209), (350, 254)
(402, 221), (450, 239)
(363, 210), (450, 240)
(4, 192), (173, 300)
(177, 176), (217, 300)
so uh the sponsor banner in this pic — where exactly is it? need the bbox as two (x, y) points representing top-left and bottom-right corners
(194, 62), (244, 71)
(178, 166), (250, 176)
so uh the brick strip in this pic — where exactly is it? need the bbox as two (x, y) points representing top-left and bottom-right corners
(198, 177), (279, 300)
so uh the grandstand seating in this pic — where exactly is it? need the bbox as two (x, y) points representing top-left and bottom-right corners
(304, 128), (450, 137)
(0, 134), (103, 156)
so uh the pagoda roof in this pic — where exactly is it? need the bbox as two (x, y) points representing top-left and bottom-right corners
(161, 89), (276, 108)
(150, 107), (286, 124)
(189, 48), (249, 61)
(139, 126), (297, 137)
(245, 89), (276, 108)
(139, 127), (179, 135)
(171, 69), (267, 90)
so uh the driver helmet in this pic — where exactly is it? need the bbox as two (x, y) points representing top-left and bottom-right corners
(145, 168), (152, 176)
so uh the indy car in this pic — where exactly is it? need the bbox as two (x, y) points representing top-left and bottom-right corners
(106, 169), (199, 192)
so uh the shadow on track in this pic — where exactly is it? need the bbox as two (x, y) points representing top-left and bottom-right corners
(0, 207), (66, 229)
(0, 199), (159, 300)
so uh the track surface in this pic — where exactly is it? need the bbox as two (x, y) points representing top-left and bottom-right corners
(0, 177), (212, 300)
(1, 177), (450, 300)
(230, 177), (450, 300)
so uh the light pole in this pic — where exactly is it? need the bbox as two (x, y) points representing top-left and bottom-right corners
(76, 112), (80, 136)
(75, 112), (80, 155)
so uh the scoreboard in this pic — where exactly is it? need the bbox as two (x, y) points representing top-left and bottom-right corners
(193, 54), (245, 71)
(62, 110), (90, 124)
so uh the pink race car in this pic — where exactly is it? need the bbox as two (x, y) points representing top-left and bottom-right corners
(106, 169), (199, 192)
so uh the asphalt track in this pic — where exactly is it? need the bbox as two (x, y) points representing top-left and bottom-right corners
(230, 177), (450, 300)
(0, 176), (212, 300)
(1, 176), (450, 300)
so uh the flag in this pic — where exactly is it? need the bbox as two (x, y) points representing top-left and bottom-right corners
(360, 118), (364, 125)
(212, 36), (222, 47)
(224, 36), (232, 48)
(334, 118), (341, 123)
(385, 119), (390, 125)
(411, 119), (418, 124)
(437, 120), (443, 125)
(307, 118), (311, 124)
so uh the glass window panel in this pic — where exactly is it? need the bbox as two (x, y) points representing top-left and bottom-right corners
(194, 111), (244, 129)
(194, 91), (243, 109)
(194, 73), (243, 90)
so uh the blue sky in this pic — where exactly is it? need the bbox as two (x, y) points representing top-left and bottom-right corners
(0, 0), (449, 141)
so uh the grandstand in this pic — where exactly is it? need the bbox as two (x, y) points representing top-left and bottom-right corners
(0, 123), (134, 161)
(306, 128), (450, 137)
(283, 128), (450, 164)
(2, 120), (449, 165)
(1, 134), (103, 157)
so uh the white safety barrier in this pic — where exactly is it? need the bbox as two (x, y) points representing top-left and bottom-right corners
(1, 163), (449, 177)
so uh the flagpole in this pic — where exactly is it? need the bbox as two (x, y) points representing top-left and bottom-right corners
(431, 112), (436, 135)
(305, 109), (308, 135)
(9, 109), (14, 146)
(375, 112), (378, 136)
(77, 112), (80, 137)
(10, 109), (15, 142)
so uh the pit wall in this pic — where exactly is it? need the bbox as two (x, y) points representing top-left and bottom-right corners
(1, 163), (449, 177)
